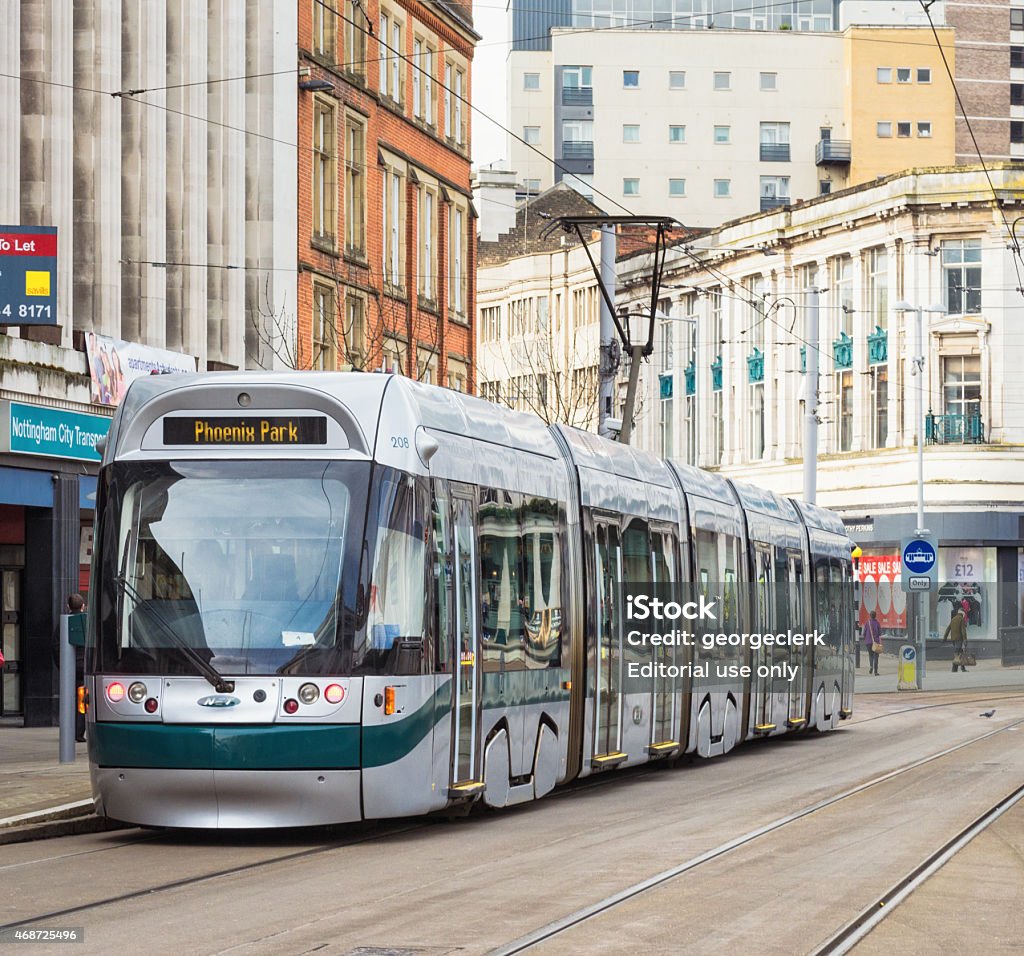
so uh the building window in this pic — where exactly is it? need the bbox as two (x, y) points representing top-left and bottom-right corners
(412, 38), (422, 116)
(447, 358), (468, 393)
(877, 121), (892, 138)
(419, 186), (436, 301)
(714, 125), (731, 144)
(760, 122), (790, 161)
(1012, 8), (1024, 29)
(523, 126), (540, 144)
(832, 255), (853, 336)
(669, 70), (685, 89)
(1013, 47), (1024, 69)
(480, 305), (501, 343)
(379, 13), (390, 97)
(524, 72), (540, 90)
(836, 371), (853, 452)
(454, 67), (464, 144)
(760, 175), (790, 203)
(669, 125), (686, 143)
(312, 281), (337, 371)
(344, 290), (366, 367)
(343, 1), (366, 78)
(345, 115), (365, 255)
(896, 67), (912, 83)
(623, 124), (640, 143)
(382, 336), (406, 375)
(897, 121), (912, 137)
(714, 179), (731, 197)
(942, 355), (982, 419)
(877, 67), (892, 83)
(1013, 84), (1024, 106)
(660, 392), (674, 458)
(381, 166), (403, 288)
(749, 383), (765, 460)
(313, 0), (336, 59)
(760, 72), (777, 91)
(917, 67), (932, 83)
(562, 65), (592, 92)
(623, 69), (639, 87)
(312, 97), (336, 243)
(1013, 121), (1024, 143)
(669, 178), (686, 196)
(942, 238), (982, 315)
(423, 45), (434, 124)
(867, 246), (888, 330)
(623, 177), (640, 195)
(819, 181), (832, 195)
(918, 122), (932, 137)
(448, 203), (466, 316)
(523, 178), (541, 194)
(417, 347), (438, 384)
(713, 71), (731, 90)
(391, 19), (402, 103)
(712, 390), (723, 465)
(870, 366), (888, 448)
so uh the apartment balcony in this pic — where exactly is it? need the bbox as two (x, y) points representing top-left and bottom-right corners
(815, 139), (851, 166)
(561, 87), (593, 106)
(562, 140), (594, 159)
(925, 413), (985, 444)
(759, 143), (791, 162)
(760, 195), (790, 212)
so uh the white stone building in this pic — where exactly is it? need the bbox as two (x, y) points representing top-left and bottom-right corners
(621, 163), (1024, 647)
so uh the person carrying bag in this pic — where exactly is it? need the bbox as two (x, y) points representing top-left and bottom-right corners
(942, 607), (968, 673)
(863, 610), (882, 676)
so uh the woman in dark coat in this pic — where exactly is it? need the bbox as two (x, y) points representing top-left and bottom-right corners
(942, 607), (968, 673)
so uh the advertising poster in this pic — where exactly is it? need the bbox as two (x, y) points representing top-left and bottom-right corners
(857, 554), (907, 630)
(85, 332), (197, 406)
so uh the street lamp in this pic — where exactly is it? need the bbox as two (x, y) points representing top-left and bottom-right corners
(894, 300), (945, 686)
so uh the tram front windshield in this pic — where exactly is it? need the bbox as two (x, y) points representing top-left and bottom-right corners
(94, 460), (366, 677)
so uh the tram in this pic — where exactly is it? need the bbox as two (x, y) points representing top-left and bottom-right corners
(85, 373), (854, 828)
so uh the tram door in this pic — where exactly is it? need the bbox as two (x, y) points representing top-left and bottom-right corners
(650, 528), (677, 747)
(753, 545), (774, 729)
(451, 492), (481, 786)
(593, 521), (623, 760)
(788, 552), (809, 724)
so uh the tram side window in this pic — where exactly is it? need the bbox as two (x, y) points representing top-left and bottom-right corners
(621, 519), (651, 585)
(479, 488), (522, 668)
(652, 530), (676, 587)
(367, 472), (430, 665)
(521, 496), (564, 668)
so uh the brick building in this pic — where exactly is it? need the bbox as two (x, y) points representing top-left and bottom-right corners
(295, 0), (479, 390)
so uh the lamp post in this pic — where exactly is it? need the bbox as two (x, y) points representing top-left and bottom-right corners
(894, 300), (945, 686)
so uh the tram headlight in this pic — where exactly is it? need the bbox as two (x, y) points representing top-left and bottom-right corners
(324, 683), (345, 704)
(298, 682), (320, 705)
(127, 681), (148, 704)
(106, 682), (125, 703)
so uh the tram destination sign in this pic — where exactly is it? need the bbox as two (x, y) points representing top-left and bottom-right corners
(0, 225), (58, 326)
(163, 415), (328, 446)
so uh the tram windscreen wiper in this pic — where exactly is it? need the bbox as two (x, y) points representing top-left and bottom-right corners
(114, 574), (234, 694)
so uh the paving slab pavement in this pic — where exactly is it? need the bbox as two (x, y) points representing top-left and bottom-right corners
(0, 721), (92, 825)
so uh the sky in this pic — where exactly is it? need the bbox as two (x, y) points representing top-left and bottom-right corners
(470, 1), (511, 169)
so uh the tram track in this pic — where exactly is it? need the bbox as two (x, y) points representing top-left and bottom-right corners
(3, 698), (1020, 945)
(810, 780), (1024, 955)
(485, 715), (1024, 955)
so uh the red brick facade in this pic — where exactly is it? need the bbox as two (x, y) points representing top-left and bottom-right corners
(296, 0), (477, 391)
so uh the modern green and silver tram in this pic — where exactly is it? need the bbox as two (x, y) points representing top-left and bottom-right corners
(85, 373), (854, 828)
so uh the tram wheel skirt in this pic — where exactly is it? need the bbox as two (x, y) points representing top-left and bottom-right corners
(91, 767), (362, 828)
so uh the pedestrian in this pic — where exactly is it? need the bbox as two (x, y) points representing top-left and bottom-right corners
(67, 593), (87, 742)
(942, 605), (968, 673)
(863, 610), (882, 675)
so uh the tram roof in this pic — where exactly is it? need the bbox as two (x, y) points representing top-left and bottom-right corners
(554, 425), (676, 488)
(111, 371), (562, 461)
(793, 498), (851, 539)
(729, 479), (800, 523)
